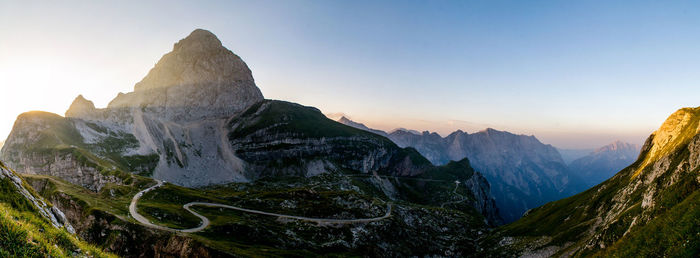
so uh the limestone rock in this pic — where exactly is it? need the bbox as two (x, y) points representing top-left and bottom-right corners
(0, 162), (74, 233)
(65, 95), (96, 118)
(135, 29), (254, 91)
(109, 28), (263, 122)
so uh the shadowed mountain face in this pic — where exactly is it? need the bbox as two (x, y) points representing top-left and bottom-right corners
(569, 141), (640, 188)
(488, 107), (700, 257)
(337, 118), (586, 223)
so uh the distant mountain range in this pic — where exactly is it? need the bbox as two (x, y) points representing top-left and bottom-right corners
(337, 116), (641, 222)
(557, 147), (595, 164)
(569, 141), (640, 188)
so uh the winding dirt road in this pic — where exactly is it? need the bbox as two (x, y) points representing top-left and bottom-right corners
(129, 180), (392, 233)
(441, 181), (466, 208)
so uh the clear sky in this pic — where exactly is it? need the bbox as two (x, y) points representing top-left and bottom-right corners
(1, 0), (699, 148)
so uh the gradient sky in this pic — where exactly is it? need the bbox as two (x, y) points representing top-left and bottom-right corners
(1, 1), (700, 148)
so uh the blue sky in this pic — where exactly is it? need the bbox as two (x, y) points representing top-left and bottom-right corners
(1, 0), (699, 148)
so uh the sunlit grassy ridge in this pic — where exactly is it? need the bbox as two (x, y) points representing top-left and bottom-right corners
(633, 107), (700, 178)
(485, 106), (700, 257)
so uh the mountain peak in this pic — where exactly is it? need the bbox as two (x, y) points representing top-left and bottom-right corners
(133, 28), (256, 92)
(634, 106), (700, 177)
(65, 95), (95, 118)
(104, 29), (264, 121)
(173, 29), (223, 54)
(595, 140), (638, 153)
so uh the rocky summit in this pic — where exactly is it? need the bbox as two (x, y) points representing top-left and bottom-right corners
(74, 29), (264, 122)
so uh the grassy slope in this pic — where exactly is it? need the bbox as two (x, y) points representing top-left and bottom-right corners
(0, 203), (115, 258)
(229, 100), (432, 171)
(24, 174), (153, 218)
(231, 100), (397, 142)
(0, 163), (113, 257)
(490, 108), (700, 257)
(599, 190), (700, 257)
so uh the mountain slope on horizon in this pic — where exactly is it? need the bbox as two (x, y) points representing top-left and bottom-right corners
(557, 147), (595, 164)
(485, 106), (700, 257)
(569, 141), (641, 188)
(337, 117), (586, 223)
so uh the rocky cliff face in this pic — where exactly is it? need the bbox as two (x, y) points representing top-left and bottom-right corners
(569, 141), (640, 188)
(444, 129), (584, 223)
(460, 166), (502, 225)
(490, 107), (700, 257)
(0, 161), (74, 233)
(338, 117), (583, 222)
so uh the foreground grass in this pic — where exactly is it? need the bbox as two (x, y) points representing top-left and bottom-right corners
(0, 203), (115, 257)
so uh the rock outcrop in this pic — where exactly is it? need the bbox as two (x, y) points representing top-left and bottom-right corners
(0, 161), (74, 233)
